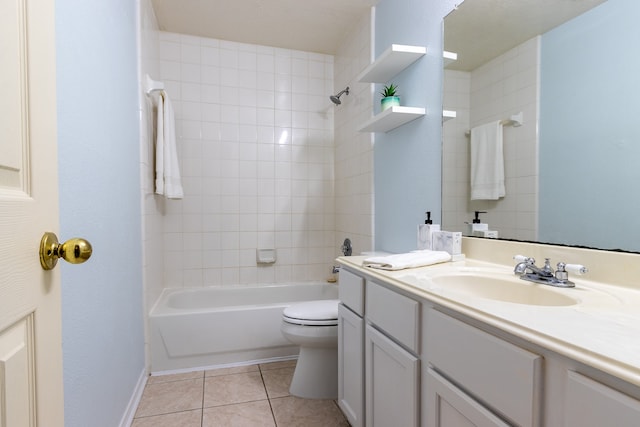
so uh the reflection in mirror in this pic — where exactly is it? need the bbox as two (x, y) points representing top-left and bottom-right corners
(442, 0), (640, 252)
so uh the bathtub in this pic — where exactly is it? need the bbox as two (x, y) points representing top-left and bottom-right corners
(149, 282), (338, 372)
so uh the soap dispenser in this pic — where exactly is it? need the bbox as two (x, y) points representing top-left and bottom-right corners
(466, 211), (488, 236)
(417, 211), (440, 250)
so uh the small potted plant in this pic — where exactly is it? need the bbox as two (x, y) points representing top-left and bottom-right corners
(380, 83), (400, 111)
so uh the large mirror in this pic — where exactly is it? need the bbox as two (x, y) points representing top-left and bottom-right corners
(442, 0), (640, 252)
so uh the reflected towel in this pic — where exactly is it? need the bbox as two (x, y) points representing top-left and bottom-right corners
(155, 90), (184, 199)
(363, 250), (452, 271)
(470, 121), (505, 200)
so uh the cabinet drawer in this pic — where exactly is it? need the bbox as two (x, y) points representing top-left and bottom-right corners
(426, 309), (542, 427)
(339, 268), (365, 315)
(565, 371), (640, 426)
(366, 281), (419, 353)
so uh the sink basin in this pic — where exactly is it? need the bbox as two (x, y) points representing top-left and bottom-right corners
(430, 273), (579, 306)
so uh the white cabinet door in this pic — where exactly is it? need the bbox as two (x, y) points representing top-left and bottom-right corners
(338, 304), (364, 427)
(425, 368), (510, 427)
(565, 371), (640, 427)
(365, 324), (419, 427)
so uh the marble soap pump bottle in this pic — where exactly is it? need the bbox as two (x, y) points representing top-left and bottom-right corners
(417, 211), (440, 250)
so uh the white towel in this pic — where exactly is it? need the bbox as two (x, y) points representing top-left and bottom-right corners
(470, 121), (505, 200)
(155, 90), (184, 199)
(363, 250), (452, 271)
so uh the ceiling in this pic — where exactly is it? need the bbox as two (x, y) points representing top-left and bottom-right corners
(444, 0), (607, 71)
(151, 0), (378, 55)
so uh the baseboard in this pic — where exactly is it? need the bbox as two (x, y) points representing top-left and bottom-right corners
(118, 368), (148, 427)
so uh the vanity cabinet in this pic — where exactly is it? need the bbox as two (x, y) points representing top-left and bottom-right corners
(425, 308), (542, 427)
(337, 269), (365, 427)
(365, 324), (419, 427)
(564, 370), (640, 426)
(338, 268), (421, 427)
(337, 261), (640, 427)
(425, 367), (510, 427)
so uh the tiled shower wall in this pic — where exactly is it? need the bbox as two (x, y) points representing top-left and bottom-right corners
(442, 36), (539, 241)
(333, 11), (375, 256)
(152, 32), (336, 287)
(139, 0), (373, 311)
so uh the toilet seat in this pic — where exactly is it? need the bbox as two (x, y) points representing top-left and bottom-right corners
(282, 299), (339, 326)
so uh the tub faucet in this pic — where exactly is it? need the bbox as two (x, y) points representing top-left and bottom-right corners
(513, 255), (587, 288)
(332, 265), (341, 274)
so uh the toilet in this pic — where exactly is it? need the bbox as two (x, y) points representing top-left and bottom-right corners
(281, 299), (340, 399)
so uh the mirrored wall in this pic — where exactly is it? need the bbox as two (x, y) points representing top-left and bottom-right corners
(442, 0), (640, 252)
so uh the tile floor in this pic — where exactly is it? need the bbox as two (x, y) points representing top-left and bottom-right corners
(132, 360), (350, 427)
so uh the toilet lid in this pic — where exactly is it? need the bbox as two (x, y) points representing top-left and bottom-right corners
(282, 299), (339, 326)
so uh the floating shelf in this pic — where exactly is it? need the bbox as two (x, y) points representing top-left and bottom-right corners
(357, 44), (427, 83)
(443, 110), (457, 122)
(359, 106), (426, 133)
(443, 51), (458, 68)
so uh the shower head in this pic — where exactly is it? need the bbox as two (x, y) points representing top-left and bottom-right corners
(330, 87), (350, 105)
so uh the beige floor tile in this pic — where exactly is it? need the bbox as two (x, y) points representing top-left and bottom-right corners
(261, 367), (294, 399)
(206, 364), (260, 377)
(259, 359), (297, 371)
(270, 396), (349, 427)
(204, 372), (268, 407)
(131, 409), (202, 427)
(147, 370), (204, 385)
(135, 378), (204, 418)
(203, 400), (276, 427)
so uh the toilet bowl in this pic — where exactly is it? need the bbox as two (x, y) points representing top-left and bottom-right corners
(281, 299), (339, 399)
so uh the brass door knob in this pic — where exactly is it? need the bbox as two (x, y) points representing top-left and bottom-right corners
(39, 232), (92, 270)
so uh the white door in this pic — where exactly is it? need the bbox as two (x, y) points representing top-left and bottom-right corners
(0, 0), (64, 425)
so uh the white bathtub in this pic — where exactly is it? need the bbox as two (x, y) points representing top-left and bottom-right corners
(149, 282), (338, 372)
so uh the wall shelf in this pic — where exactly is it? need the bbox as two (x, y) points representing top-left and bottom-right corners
(359, 106), (426, 133)
(443, 110), (457, 122)
(357, 44), (427, 83)
(443, 51), (458, 68)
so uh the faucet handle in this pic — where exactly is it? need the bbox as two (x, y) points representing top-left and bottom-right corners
(564, 263), (588, 275)
(555, 262), (588, 283)
(513, 254), (534, 264)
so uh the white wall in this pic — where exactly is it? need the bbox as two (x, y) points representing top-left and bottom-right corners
(334, 11), (375, 255)
(139, 0), (164, 371)
(56, 0), (145, 426)
(443, 37), (539, 241)
(149, 33), (336, 287)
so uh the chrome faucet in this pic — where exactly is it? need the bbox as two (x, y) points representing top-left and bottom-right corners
(513, 255), (587, 288)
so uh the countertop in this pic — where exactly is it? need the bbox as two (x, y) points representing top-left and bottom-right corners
(337, 255), (640, 388)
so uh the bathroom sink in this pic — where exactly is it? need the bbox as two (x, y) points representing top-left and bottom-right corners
(429, 273), (579, 306)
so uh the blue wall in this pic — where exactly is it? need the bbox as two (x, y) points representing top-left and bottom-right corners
(373, 0), (457, 252)
(56, 1), (145, 426)
(539, 0), (640, 250)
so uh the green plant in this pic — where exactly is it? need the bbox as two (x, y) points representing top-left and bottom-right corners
(380, 83), (398, 98)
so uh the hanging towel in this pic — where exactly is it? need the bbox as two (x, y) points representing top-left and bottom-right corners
(470, 120), (505, 200)
(155, 90), (184, 199)
(363, 250), (452, 271)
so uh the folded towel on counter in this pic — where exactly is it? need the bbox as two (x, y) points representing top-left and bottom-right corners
(363, 250), (452, 271)
(470, 120), (505, 200)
